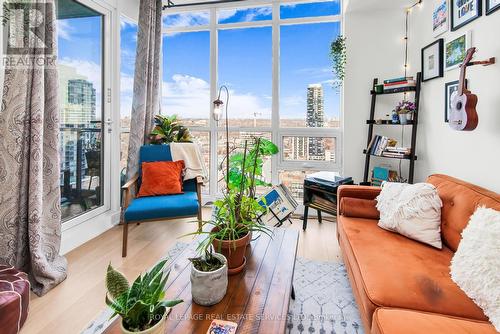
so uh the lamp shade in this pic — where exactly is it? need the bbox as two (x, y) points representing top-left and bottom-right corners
(213, 102), (223, 121)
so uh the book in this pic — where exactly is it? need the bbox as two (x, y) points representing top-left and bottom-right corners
(383, 76), (413, 84)
(206, 320), (238, 334)
(383, 80), (409, 86)
(383, 81), (416, 90)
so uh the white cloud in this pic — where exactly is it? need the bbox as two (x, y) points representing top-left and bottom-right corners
(57, 20), (73, 40)
(161, 74), (271, 120)
(120, 16), (137, 29)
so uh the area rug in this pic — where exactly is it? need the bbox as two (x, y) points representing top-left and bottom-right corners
(82, 242), (364, 334)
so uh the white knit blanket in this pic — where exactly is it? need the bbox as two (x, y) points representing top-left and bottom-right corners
(170, 142), (208, 182)
(376, 182), (443, 248)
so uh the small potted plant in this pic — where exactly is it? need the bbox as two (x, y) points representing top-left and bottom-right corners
(105, 260), (182, 334)
(394, 100), (416, 124)
(149, 114), (192, 144)
(188, 249), (228, 306)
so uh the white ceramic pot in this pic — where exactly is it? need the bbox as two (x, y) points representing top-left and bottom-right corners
(190, 253), (228, 306)
(399, 113), (408, 124)
(120, 308), (167, 334)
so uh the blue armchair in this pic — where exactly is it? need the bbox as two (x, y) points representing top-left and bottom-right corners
(121, 145), (203, 257)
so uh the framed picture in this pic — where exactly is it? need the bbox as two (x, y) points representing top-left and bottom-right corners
(421, 39), (444, 82)
(445, 31), (472, 71)
(451, 0), (481, 30)
(486, 0), (500, 15)
(433, 0), (449, 37)
(445, 79), (468, 122)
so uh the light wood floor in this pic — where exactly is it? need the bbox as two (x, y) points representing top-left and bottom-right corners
(22, 208), (340, 334)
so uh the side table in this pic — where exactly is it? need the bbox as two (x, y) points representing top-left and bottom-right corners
(302, 173), (354, 230)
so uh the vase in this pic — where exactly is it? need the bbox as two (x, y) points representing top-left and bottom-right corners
(191, 253), (228, 306)
(399, 113), (408, 125)
(212, 227), (250, 275)
(120, 308), (168, 334)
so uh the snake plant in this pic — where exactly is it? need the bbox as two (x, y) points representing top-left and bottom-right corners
(105, 259), (183, 332)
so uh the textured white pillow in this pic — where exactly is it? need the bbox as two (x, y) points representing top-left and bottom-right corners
(376, 182), (443, 248)
(450, 206), (500, 331)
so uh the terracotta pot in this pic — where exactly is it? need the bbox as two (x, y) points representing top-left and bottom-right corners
(211, 227), (250, 275)
(120, 308), (167, 334)
(191, 253), (228, 306)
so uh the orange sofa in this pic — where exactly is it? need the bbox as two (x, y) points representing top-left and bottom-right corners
(337, 174), (500, 333)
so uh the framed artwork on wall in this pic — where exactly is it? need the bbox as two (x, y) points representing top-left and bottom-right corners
(421, 39), (444, 81)
(445, 79), (468, 122)
(486, 0), (500, 15)
(433, 0), (449, 37)
(450, 0), (481, 30)
(445, 31), (472, 71)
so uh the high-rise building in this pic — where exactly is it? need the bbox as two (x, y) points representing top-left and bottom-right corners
(306, 84), (325, 161)
(59, 65), (97, 184)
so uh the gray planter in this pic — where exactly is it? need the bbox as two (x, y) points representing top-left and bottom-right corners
(190, 253), (228, 306)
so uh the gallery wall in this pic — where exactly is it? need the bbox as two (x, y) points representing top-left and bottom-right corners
(408, 0), (500, 192)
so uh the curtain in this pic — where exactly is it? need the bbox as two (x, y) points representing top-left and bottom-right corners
(126, 0), (163, 180)
(0, 0), (67, 296)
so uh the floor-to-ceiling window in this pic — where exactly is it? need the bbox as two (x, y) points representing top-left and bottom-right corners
(57, 0), (106, 221)
(162, 0), (342, 203)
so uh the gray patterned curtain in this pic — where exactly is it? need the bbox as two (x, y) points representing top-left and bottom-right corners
(0, 0), (67, 296)
(126, 0), (163, 179)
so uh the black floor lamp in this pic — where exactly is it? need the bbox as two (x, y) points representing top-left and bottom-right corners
(212, 85), (230, 192)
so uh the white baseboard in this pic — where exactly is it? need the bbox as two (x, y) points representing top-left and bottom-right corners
(60, 210), (121, 255)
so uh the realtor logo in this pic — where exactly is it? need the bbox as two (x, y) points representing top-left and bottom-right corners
(2, 0), (56, 68)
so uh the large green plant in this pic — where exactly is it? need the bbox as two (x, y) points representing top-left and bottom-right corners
(330, 35), (347, 89)
(149, 115), (192, 144)
(105, 260), (182, 332)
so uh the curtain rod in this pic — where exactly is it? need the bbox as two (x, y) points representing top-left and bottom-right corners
(163, 0), (248, 9)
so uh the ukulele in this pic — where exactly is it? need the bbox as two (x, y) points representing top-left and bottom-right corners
(449, 47), (478, 131)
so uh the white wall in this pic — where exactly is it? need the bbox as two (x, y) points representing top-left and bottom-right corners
(408, 2), (500, 192)
(344, 3), (500, 193)
(343, 8), (413, 183)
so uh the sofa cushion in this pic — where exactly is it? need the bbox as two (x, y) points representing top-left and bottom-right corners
(372, 308), (498, 334)
(124, 191), (199, 222)
(427, 174), (500, 252)
(339, 197), (379, 220)
(337, 215), (487, 322)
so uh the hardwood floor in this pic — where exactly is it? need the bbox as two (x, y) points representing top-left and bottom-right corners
(21, 208), (341, 334)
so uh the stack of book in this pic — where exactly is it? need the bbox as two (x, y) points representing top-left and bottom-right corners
(383, 76), (416, 91)
(366, 135), (411, 158)
(382, 146), (412, 158)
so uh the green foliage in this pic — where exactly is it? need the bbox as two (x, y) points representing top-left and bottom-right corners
(149, 115), (192, 144)
(105, 260), (183, 332)
(329, 35), (347, 89)
(189, 251), (224, 272)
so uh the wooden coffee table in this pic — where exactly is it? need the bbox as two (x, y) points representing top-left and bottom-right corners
(103, 227), (299, 334)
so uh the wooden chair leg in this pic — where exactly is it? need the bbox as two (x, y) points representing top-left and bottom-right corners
(122, 221), (128, 257)
(197, 209), (203, 232)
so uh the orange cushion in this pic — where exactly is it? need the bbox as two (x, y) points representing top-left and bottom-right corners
(137, 160), (185, 197)
(337, 215), (487, 326)
(372, 308), (498, 334)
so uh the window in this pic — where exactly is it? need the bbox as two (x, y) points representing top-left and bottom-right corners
(57, 0), (104, 221)
(163, 1), (342, 201)
(120, 16), (138, 171)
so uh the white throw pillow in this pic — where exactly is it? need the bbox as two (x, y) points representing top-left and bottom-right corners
(450, 206), (500, 331)
(376, 182), (443, 248)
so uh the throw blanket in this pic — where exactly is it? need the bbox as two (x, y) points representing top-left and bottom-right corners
(376, 182), (443, 248)
(170, 142), (208, 182)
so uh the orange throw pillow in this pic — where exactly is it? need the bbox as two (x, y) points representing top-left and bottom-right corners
(137, 160), (185, 197)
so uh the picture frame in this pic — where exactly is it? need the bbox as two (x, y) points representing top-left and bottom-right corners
(421, 39), (444, 82)
(486, 0), (500, 15)
(445, 31), (472, 71)
(433, 0), (449, 37)
(445, 79), (468, 122)
(450, 0), (481, 31)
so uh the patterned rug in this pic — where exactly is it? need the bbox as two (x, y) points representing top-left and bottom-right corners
(83, 242), (364, 334)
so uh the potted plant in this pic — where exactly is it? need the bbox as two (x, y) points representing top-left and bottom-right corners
(149, 114), (192, 144)
(187, 137), (277, 275)
(394, 100), (416, 125)
(105, 260), (182, 334)
(188, 249), (228, 306)
(330, 35), (347, 89)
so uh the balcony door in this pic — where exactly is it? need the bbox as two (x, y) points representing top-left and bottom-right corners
(57, 0), (111, 223)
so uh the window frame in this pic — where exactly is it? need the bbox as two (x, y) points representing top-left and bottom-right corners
(162, 0), (343, 202)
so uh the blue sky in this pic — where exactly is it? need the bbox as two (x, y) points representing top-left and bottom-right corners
(59, 1), (341, 123)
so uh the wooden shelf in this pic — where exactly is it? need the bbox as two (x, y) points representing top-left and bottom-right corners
(370, 86), (416, 95)
(366, 120), (414, 125)
(363, 149), (417, 160)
